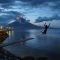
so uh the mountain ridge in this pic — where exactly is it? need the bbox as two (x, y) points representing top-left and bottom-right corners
(7, 20), (41, 29)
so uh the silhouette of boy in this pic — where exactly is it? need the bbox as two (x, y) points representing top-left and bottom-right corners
(42, 22), (50, 34)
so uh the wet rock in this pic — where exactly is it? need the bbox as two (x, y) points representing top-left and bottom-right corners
(0, 30), (9, 43)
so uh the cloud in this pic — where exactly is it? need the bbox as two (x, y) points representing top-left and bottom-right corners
(0, 11), (24, 23)
(44, 2), (60, 11)
(0, 0), (14, 3)
(51, 3), (60, 11)
(0, 0), (60, 11)
(0, 0), (60, 24)
(35, 14), (60, 22)
(0, 0), (15, 8)
(18, 0), (60, 12)
(18, 0), (60, 5)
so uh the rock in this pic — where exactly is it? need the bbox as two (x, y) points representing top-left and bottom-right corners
(0, 30), (9, 44)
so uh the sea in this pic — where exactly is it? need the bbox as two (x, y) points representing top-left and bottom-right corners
(3, 28), (60, 58)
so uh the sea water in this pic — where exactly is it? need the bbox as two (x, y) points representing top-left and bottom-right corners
(3, 28), (60, 57)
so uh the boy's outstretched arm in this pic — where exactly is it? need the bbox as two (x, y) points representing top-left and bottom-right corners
(44, 22), (46, 26)
(48, 23), (50, 27)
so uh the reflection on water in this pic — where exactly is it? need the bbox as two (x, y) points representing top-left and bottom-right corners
(7, 30), (14, 36)
(3, 29), (60, 57)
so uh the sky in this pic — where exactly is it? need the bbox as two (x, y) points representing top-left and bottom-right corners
(0, 0), (60, 28)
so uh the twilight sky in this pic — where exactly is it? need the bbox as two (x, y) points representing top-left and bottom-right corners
(0, 0), (60, 28)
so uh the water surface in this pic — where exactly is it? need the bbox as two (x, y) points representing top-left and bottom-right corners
(3, 28), (60, 57)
